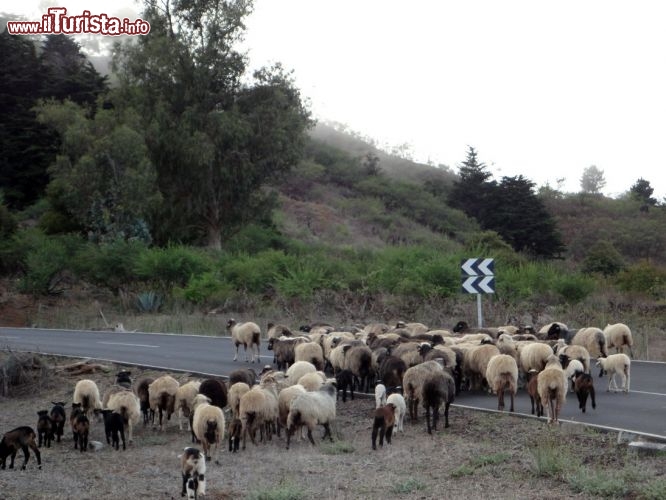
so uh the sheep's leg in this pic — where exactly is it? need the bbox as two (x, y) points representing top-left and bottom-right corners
(305, 428), (316, 446)
(182, 472), (190, 497)
(509, 391), (515, 413)
(385, 426), (393, 445)
(425, 406), (432, 434)
(371, 424), (378, 450)
(8, 449), (17, 469)
(233, 343), (239, 362)
(498, 389), (504, 411)
(323, 422), (333, 442)
(625, 368), (630, 392)
(197, 470), (206, 496)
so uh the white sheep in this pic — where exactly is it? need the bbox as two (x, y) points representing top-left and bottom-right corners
(148, 375), (180, 431)
(73, 379), (103, 420)
(462, 343), (500, 391)
(286, 360), (317, 386)
(106, 389), (141, 444)
(297, 371), (327, 392)
(571, 327), (608, 358)
(402, 360), (444, 422)
(603, 323), (634, 357)
(175, 381), (202, 431)
(386, 393), (406, 433)
(277, 384), (307, 438)
(227, 318), (261, 363)
(238, 382), (279, 448)
(180, 447), (206, 499)
(556, 343), (591, 374)
(294, 342), (325, 371)
(228, 382), (251, 419)
(375, 383), (387, 408)
(192, 394), (225, 464)
(518, 342), (553, 374)
(596, 353), (631, 393)
(485, 354), (519, 412)
(537, 354), (567, 424)
(285, 382), (337, 449)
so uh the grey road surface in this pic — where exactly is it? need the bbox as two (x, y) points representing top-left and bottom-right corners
(1, 327), (665, 439)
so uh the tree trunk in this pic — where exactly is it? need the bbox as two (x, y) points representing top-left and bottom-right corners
(206, 224), (222, 250)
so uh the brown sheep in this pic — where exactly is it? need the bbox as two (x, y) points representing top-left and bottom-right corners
(371, 403), (396, 450)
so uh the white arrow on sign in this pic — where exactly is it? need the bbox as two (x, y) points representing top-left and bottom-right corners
(462, 276), (495, 294)
(461, 258), (494, 276)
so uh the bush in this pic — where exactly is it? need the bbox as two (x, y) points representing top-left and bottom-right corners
(134, 245), (213, 290)
(180, 271), (234, 305)
(18, 234), (74, 295)
(615, 261), (666, 299)
(222, 250), (297, 293)
(582, 241), (625, 276)
(73, 239), (147, 291)
(224, 224), (288, 254)
(553, 274), (596, 304)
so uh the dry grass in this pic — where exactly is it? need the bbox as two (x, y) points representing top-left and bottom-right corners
(1, 356), (665, 499)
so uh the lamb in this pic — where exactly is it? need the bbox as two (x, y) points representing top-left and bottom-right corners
(375, 383), (387, 408)
(148, 375), (180, 431)
(603, 323), (634, 357)
(238, 382), (279, 449)
(537, 354), (567, 424)
(371, 403), (396, 450)
(73, 379), (103, 419)
(227, 318), (261, 363)
(556, 342), (591, 375)
(334, 369), (355, 403)
(228, 368), (257, 387)
(485, 354), (518, 412)
(453, 320), (500, 339)
(294, 342), (325, 371)
(192, 394), (226, 464)
(71, 410), (90, 452)
(176, 381), (202, 431)
(227, 418), (242, 453)
(386, 393), (406, 433)
(402, 360), (444, 422)
(100, 409), (126, 451)
(180, 447), (206, 499)
(563, 359), (585, 393)
(596, 353), (631, 392)
(0, 426), (41, 470)
(525, 370), (543, 417)
(49, 402), (66, 443)
(573, 372), (596, 413)
(36, 410), (53, 448)
(134, 376), (155, 425)
(286, 382), (337, 449)
(107, 389), (141, 443)
(421, 369), (456, 433)
(228, 382), (251, 419)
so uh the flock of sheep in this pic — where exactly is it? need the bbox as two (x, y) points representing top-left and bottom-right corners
(0, 317), (634, 499)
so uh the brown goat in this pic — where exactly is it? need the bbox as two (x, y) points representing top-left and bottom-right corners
(228, 417), (242, 453)
(573, 373), (596, 413)
(0, 426), (42, 470)
(36, 410), (53, 448)
(371, 403), (396, 450)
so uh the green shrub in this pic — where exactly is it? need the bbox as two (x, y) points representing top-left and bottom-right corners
(18, 235), (72, 295)
(73, 239), (146, 291)
(224, 224), (288, 254)
(180, 272), (234, 305)
(553, 274), (595, 304)
(134, 245), (213, 289)
(222, 250), (297, 293)
(275, 262), (329, 298)
(529, 438), (578, 478)
(567, 469), (630, 498)
(245, 481), (307, 500)
(391, 478), (427, 494)
(615, 261), (666, 299)
(582, 241), (625, 276)
(135, 291), (163, 312)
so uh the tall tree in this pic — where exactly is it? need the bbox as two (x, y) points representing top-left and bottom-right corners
(37, 100), (161, 242)
(484, 175), (565, 258)
(448, 146), (495, 222)
(580, 165), (606, 194)
(629, 178), (657, 207)
(113, 0), (312, 248)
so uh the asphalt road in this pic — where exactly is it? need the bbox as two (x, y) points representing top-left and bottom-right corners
(2, 327), (665, 439)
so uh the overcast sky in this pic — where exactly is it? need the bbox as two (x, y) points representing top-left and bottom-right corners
(6, 0), (666, 199)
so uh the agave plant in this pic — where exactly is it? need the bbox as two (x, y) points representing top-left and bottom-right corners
(135, 291), (163, 313)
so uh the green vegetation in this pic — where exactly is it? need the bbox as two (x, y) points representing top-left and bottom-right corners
(246, 481), (308, 500)
(391, 478), (427, 494)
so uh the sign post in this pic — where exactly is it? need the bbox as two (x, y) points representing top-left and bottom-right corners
(461, 258), (495, 327)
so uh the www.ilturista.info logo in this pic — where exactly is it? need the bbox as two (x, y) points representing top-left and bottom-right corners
(7, 7), (151, 36)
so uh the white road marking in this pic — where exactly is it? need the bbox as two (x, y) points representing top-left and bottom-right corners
(629, 390), (666, 397)
(97, 341), (160, 348)
(0, 336), (19, 339)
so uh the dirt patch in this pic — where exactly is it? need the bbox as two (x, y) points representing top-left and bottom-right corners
(0, 356), (664, 500)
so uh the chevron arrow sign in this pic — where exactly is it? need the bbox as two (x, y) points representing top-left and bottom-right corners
(462, 276), (495, 294)
(461, 258), (495, 276)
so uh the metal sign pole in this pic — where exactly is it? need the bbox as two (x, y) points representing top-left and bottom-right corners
(477, 293), (483, 327)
